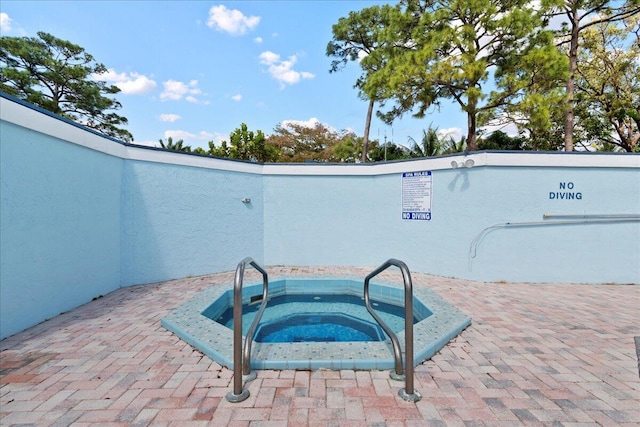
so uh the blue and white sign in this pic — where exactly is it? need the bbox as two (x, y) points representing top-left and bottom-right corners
(402, 171), (432, 220)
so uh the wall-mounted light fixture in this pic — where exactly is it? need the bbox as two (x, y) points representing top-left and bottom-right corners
(241, 198), (251, 204)
(451, 158), (475, 169)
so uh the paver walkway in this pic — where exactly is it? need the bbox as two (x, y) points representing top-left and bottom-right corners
(1, 267), (639, 426)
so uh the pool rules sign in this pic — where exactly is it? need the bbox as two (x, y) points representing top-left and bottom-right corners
(402, 171), (432, 220)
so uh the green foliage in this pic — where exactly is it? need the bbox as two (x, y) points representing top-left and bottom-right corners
(365, 0), (561, 151)
(486, 28), (568, 150)
(477, 131), (530, 151)
(331, 135), (363, 163)
(542, 0), (640, 150)
(0, 31), (132, 142)
(159, 137), (191, 152)
(327, 5), (394, 76)
(213, 123), (279, 162)
(368, 140), (412, 162)
(266, 121), (360, 163)
(441, 136), (468, 155)
(407, 125), (443, 157)
(208, 140), (228, 158)
(327, 5), (397, 162)
(573, 14), (639, 152)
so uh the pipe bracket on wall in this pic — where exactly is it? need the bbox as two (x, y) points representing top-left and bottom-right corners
(468, 215), (640, 268)
(241, 198), (251, 204)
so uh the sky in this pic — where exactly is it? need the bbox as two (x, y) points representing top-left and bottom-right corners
(1, 0), (471, 151)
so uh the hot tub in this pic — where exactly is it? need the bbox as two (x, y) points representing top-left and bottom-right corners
(162, 277), (471, 370)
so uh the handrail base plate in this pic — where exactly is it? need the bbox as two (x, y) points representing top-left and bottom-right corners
(390, 371), (405, 381)
(399, 389), (422, 402)
(226, 389), (250, 403)
(243, 371), (257, 382)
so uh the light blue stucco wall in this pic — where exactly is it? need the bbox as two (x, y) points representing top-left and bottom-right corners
(0, 120), (123, 339)
(463, 166), (639, 283)
(1, 95), (265, 339)
(120, 160), (263, 285)
(263, 174), (381, 265)
(1, 93), (639, 339)
(263, 163), (640, 284)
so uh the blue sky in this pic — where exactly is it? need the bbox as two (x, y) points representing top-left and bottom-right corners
(1, 1), (469, 150)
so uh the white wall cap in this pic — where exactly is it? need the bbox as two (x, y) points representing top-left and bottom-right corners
(124, 145), (264, 174)
(263, 151), (639, 176)
(1, 96), (127, 158)
(3, 94), (639, 174)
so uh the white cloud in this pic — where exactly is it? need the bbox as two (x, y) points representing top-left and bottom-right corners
(162, 129), (218, 151)
(259, 51), (279, 64)
(159, 114), (181, 122)
(231, 94), (242, 101)
(164, 130), (214, 140)
(342, 126), (356, 134)
(207, 5), (260, 35)
(253, 36), (263, 44)
(160, 79), (203, 102)
(279, 117), (339, 134)
(98, 69), (156, 95)
(207, 132), (228, 146)
(0, 13), (12, 32)
(281, 117), (322, 129)
(164, 130), (195, 140)
(160, 81), (186, 100)
(197, 130), (215, 139)
(437, 127), (464, 141)
(481, 122), (521, 137)
(259, 51), (315, 88)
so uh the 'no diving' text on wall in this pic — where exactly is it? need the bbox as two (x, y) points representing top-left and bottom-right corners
(550, 182), (583, 200)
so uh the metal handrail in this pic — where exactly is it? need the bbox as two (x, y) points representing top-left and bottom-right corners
(226, 257), (269, 403)
(469, 217), (640, 261)
(364, 259), (421, 402)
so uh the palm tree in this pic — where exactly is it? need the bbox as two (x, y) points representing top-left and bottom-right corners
(408, 126), (442, 158)
(158, 136), (191, 152)
(441, 136), (467, 155)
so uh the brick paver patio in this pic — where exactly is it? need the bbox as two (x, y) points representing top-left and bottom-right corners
(1, 267), (638, 426)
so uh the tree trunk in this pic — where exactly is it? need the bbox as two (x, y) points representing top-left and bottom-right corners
(564, 5), (580, 152)
(362, 99), (375, 163)
(467, 109), (477, 151)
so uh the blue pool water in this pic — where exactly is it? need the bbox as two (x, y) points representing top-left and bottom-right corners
(207, 293), (422, 343)
(255, 313), (385, 342)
